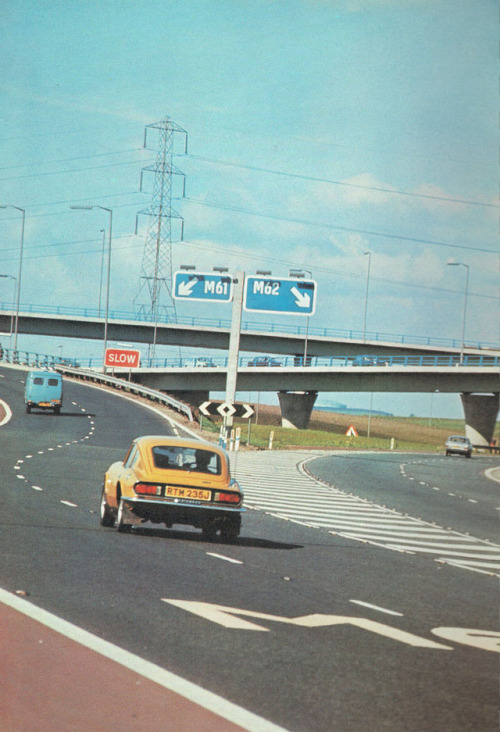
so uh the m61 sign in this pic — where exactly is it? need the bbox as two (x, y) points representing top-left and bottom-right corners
(105, 348), (141, 368)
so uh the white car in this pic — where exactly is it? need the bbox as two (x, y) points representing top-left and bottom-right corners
(445, 435), (473, 458)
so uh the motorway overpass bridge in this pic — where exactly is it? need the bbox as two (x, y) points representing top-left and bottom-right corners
(1, 307), (498, 360)
(2, 307), (498, 443)
(123, 360), (500, 446)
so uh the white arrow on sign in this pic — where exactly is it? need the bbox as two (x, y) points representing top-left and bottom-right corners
(199, 401), (212, 417)
(177, 277), (199, 297)
(241, 404), (254, 419)
(217, 402), (237, 417)
(290, 287), (311, 309)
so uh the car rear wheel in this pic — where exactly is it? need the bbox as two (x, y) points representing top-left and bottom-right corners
(99, 488), (115, 527)
(116, 499), (131, 533)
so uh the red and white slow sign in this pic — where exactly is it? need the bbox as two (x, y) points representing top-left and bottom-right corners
(105, 348), (141, 368)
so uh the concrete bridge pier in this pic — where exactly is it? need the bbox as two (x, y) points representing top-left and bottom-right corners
(278, 390), (318, 429)
(460, 392), (499, 446)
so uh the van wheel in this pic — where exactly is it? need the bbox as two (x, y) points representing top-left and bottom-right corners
(53, 406), (61, 415)
(26, 404), (31, 414)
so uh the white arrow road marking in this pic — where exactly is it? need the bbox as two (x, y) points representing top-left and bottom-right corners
(162, 600), (451, 648)
(432, 628), (500, 653)
(177, 278), (198, 297)
(290, 287), (311, 309)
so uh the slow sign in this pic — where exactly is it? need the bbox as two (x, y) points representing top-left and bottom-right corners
(105, 348), (141, 368)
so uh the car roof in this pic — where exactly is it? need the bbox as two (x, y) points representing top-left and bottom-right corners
(133, 435), (227, 456)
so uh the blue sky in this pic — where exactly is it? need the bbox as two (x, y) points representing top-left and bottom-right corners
(0, 0), (498, 418)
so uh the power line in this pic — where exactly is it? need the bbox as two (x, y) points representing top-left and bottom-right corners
(183, 197), (498, 255)
(185, 154), (498, 209)
(0, 147), (144, 173)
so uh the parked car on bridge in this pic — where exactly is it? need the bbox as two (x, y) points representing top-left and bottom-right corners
(193, 357), (215, 367)
(351, 354), (389, 366)
(445, 435), (473, 458)
(100, 435), (244, 541)
(247, 356), (282, 367)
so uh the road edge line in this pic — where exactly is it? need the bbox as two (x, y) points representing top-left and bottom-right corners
(0, 586), (290, 732)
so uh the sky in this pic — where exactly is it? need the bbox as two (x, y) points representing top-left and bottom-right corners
(0, 0), (498, 418)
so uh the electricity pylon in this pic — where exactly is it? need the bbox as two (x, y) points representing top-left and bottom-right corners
(134, 117), (187, 360)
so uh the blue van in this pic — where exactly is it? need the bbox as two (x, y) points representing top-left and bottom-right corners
(25, 371), (63, 414)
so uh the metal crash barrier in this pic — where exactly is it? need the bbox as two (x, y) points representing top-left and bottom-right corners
(54, 365), (193, 422)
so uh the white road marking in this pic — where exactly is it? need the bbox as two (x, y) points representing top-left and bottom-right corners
(0, 587), (289, 732)
(60, 500), (77, 508)
(206, 553), (243, 565)
(231, 451), (500, 577)
(349, 600), (403, 617)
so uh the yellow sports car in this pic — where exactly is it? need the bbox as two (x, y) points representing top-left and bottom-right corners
(100, 435), (244, 540)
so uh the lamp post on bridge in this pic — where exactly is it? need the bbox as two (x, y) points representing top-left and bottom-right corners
(447, 260), (469, 362)
(0, 205), (25, 352)
(70, 205), (113, 371)
(363, 251), (371, 343)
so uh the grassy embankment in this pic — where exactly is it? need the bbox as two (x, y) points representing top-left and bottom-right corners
(200, 404), (500, 452)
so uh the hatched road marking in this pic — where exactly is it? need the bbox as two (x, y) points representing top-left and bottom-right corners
(230, 451), (500, 577)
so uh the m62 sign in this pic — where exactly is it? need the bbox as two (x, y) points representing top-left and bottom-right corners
(244, 275), (317, 315)
(105, 348), (141, 368)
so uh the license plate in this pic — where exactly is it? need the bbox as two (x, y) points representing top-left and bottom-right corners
(165, 486), (211, 501)
(39, 402), (50, 407)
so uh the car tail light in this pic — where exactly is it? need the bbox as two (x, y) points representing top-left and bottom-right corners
(214, 492), (241, 504)
(134, 483), (161, 496)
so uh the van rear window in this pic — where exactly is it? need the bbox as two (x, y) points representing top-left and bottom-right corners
(33, 377), (44, 385)
(48, 378), (59, 386)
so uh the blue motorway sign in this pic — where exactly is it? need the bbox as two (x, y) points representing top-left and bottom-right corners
(173, 271), (233, 303)
(244, 276), (317, 315)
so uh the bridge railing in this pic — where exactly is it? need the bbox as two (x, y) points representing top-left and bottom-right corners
(1, 346), (499, 371)
(2, 301), (499, 351)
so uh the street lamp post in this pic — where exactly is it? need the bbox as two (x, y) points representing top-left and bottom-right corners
(98, 228), (106, 317)
(70, 206), (113, 370)
(0, 274), (17, 350)
(363, 251), (371, 342)
(447, 260), (470, 361)
(289, 268), (312, 365)
(0, 205), (25, 351)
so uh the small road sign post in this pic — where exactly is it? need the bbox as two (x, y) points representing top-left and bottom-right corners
(244, 275), (317, 315)
(173, 271), (233, 303)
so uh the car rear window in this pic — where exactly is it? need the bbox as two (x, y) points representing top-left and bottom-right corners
(48, 378), (60, 386)
(33, 377), (44, 385)
(152, 446), (222, 475)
